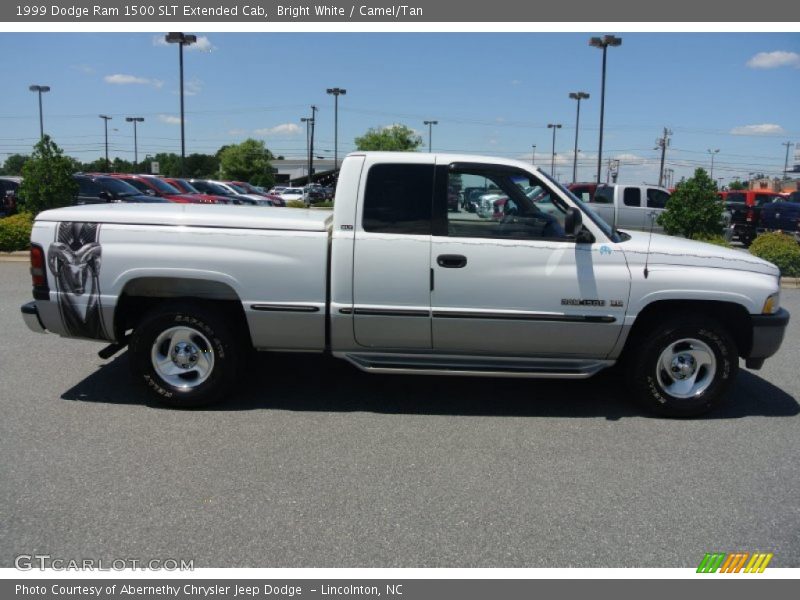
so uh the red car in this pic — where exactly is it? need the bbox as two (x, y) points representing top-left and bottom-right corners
(163, 177), (227, 204)
(105, 174), (200, 204)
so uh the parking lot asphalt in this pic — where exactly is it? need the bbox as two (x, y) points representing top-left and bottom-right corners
(1, 260), (798, 568)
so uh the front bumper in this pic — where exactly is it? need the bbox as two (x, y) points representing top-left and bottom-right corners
(21, 301), (47, 334)
(745, 308), (790, 369)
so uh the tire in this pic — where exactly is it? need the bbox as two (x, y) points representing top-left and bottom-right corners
(627, 317), (738, 417)
(129, 302), (242, 408)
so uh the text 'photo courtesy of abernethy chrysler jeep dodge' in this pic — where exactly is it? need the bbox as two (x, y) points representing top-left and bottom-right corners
(21, 152), (789, 417)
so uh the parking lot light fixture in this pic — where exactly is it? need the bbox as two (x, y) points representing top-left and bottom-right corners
(125, 117), (144, 168)
(99, 115), (112, 172)
(531, 144), (536, 166)
(301, 116), (314, 186)
(165, 32), (197, 176)
(707, 148), (720, 179)
(589, 35), (622, 184)
(423, 120), (438, 152)
(568, 92), (589, 183)
(547, 123), (562, 176)
(29, 84), (50, 141)
(326, 88), (346, 171)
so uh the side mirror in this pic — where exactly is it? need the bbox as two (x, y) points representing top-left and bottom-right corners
(146, 189), (156, 196)
(565, 207), (583, 236)
(98, 191), (111, 201)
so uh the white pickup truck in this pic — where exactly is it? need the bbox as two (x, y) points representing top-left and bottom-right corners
(21, 152), (789, 416)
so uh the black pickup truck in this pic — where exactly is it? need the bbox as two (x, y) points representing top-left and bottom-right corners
(722, 190), (784, 246)
(759, 191), (800, 241)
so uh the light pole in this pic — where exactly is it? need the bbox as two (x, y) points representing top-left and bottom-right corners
(165, 32), (197, 177)
(28, 85), (50, 141)
(309, 105), (318, 185)
(655, 127), (672, 187)
(326, 87), (346, 171)
(782, 141), (794, 177)
(125, 117), (144, 168)
(707, 148), (720, 179)
(531, 144), (536, 166)
(99, 115), (112, 172)
(301, 115), (314, 187)
(547, 123), (562, 176)
(568, 92), (589, 183)
(423, 120), (438, 152)
(589, 35), (622, 184)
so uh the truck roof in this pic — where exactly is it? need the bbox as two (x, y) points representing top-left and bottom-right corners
(34, 203), (333, 232)
(346, 151), (547, 173)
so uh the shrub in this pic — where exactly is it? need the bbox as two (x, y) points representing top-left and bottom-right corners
(694, 234), (732, 248)
(285, 200), (306, 208)
(312, 200), (334, 209)
(657, 168), (723, 239)
(0, 212), (33, 252)
(749, 232), (800, 277)
(18, 135), (78, 215)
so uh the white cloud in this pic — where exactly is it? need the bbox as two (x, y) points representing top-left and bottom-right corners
(158, 114), (182, 125)
(185, 77), (203, 96)
(104, 73), (163, 88)
(152, 34), (215, 52)
(254, 123), (302, 136)
(746, 51), (800, 69)
(730, 123), (786, 136)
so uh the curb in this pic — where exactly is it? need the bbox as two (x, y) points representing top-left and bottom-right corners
(781, 277), (800, 289)
(0, 251), (28, 262)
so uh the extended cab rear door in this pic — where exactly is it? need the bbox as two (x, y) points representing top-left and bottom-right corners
(351, 155), (435, 349)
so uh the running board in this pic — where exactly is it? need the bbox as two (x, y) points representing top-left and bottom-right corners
(339, 353), (613, 379)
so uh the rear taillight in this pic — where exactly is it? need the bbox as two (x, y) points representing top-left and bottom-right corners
(746, 209), (755, 223)
(30, 243), (50, 299)
(30, 244), (46, 287)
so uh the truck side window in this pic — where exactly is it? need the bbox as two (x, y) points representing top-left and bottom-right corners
(623, 188), (641, 207)
(593, 186), (614, 204)
(362, 164), (433, 235)
(646, 189), (670, 209)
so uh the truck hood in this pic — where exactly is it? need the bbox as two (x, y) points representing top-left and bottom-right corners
(618, 230), (779, 276)
(35, 203), (333, 232)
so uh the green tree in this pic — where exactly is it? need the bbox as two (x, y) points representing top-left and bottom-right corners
(1, 154), (30, 175)
(354, 124), (422, 151)
(17, 136), (78, 215)
(185, 153), (220, 178)
(657, 168), (724, 239)
(728, 180), (747, 191)
(218, 138), (275, 187)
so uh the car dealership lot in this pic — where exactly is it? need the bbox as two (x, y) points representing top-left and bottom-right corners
(1, 260), (798, 568)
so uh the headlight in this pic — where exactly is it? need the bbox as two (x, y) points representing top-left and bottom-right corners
(762, 292), (780, 315)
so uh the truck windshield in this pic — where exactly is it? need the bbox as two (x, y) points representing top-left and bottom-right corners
(537, 172), (621, 243)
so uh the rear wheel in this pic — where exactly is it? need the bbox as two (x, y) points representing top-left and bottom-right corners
(129, 302), (242, 408)
(627, 317), (738, 417)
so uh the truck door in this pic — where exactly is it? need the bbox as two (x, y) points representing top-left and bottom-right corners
(617, 186), (647, 230)
(430, 161), (629, 358)
(352, 157), (435, 349)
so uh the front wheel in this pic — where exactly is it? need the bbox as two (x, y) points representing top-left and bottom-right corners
(627, 317), (738, 417)
(129, 302), (242, 408)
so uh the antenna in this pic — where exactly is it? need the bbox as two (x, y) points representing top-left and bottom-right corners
(643, 210), (656, 279)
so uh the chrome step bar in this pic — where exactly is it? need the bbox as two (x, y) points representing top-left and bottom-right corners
(338, 352), (613, 379)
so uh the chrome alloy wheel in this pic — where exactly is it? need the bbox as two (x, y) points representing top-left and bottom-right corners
(655, 338), (717, 399)
(150, 326), (215, 389)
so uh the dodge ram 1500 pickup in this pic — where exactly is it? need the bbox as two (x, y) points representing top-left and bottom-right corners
(21, 152), (789, 416)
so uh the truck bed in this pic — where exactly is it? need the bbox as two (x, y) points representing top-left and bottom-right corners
(35, 203), (333, 232)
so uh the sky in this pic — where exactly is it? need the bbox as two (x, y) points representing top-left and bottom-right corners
(0, 32), (798, 185)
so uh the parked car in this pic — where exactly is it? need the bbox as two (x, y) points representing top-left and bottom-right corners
(162, 178), (228, 204)
(0, 176), (22, 216)
(720, 190), (784, 246)
(759, 191), (800, 242)
(21, 152), (789, 417)
(74, 174), (167, 205)
(186, 179), (248, 205)
(230, 181), (285, 207)
(205, 180), (267, 205)
(567, 182), (599, 204)
(589, 184), (671, 232)
(279, 187), (306, 203)
(105, 174), (200, 204)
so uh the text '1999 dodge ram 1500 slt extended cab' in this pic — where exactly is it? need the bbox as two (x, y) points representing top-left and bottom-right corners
(21, 152), (790, 416)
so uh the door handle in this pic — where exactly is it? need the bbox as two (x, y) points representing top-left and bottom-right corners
(437, 254), (468, 268)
